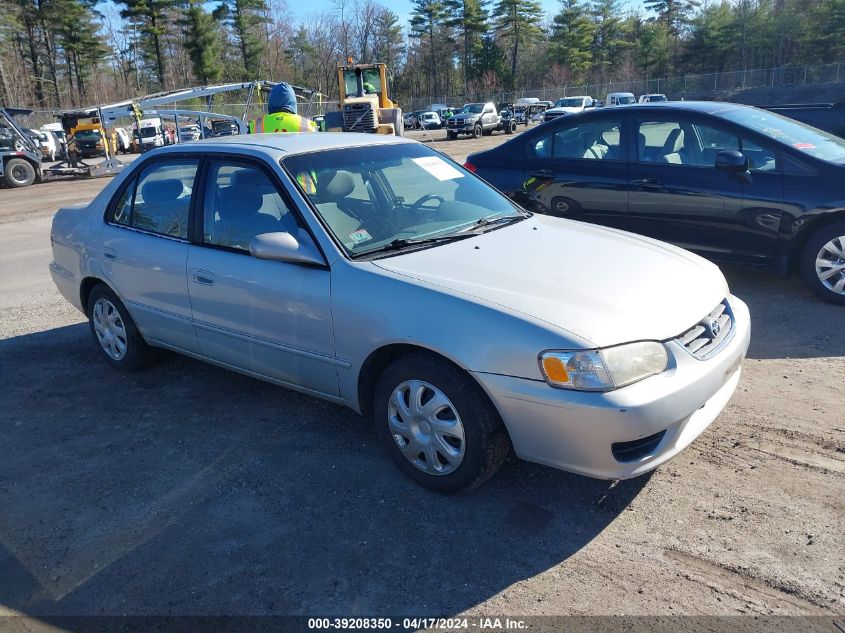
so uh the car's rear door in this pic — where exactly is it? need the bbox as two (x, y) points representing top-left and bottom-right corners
(101, 157), (201, 354)
(627, 114), (782, 265)
(514, 114), (629, 230)
(186, 155), (338, 397)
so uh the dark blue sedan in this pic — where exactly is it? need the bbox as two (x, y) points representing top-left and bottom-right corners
(465, 101), (845, 304)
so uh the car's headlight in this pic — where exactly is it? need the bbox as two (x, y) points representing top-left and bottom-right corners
(539, 342), (669, 391)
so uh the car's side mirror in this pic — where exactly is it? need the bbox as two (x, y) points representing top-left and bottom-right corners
(249, 231), (325, 266)
(715, 150), (749, 172)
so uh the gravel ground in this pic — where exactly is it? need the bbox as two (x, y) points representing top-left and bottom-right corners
(0, 130), (843, 620)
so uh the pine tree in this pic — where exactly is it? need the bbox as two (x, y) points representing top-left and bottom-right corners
(182, 0), (222, 84)
(491, 0), (543, 89)
(445, 0), (487, 93)
(410, 0), (449, 96)
(114, 0), (173, 88)
(213, 0), (268, 80)
(549, 0), (594, 82)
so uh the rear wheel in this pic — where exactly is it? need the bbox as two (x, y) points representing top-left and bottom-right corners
(799, 220), (845, 304)
(4, 158), (36, 188)
(86, 284), (156, 370)
(374, 352), (510, 493)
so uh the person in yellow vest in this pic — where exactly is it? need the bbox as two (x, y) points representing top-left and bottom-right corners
(249, 82), (317, 133)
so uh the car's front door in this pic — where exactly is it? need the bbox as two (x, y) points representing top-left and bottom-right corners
(186, 158), (338, 397)
(627, 116), (782, 265)
(517, 115), (629, 230)
(101, 158), (201, 354)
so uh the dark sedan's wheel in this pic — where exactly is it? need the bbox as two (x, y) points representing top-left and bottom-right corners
(800, 221), (845, 304)
(472, 124), (482, 139)
(374, 352), (510, 493)
(4, 158), (36, 188)
(87, 284), (155, 370)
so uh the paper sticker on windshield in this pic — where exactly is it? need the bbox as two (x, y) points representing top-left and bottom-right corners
(793, 142), (816, 149)
(412, 156), (465, 181)
(349, 229), (372, 245)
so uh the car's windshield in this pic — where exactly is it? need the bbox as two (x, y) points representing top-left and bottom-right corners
(283, 143), (524, 257)
(139, 127), (158, 138)
(555, 98), (585, 107)
(718, 107), (845, 163)
(462, 104), (484, 114)
(75, 129), (101, 140)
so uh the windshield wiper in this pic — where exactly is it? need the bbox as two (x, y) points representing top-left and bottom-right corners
(354, 233), (476, 259)
(459, 213), (527, 233)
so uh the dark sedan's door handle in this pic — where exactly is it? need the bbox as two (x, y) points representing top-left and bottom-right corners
(631, 178), (663, 188)
(530, 169), (555, 180)
(192, 270), (215, 286)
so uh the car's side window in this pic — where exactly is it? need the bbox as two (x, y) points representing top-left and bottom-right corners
(203, 161), (301, 252)
(112, 160), (198, 238)
(552, 120), (623, 160)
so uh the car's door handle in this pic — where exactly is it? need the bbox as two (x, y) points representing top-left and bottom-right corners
(192, 270), (215, 286)
(103, 247), (117, 260)
(530, 169), (555, 180)
(631, 178), (663, 188)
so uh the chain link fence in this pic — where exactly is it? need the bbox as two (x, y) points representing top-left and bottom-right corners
(401, 62), (844, 113)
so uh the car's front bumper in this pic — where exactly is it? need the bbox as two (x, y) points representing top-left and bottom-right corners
(472, 295), (751, 480)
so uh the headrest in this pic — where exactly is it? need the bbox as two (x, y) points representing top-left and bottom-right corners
(141, 179), (183, 205)
(231, 168), (269, 187)
(663, 128), (684, 153)
(217, 185), (263, 220)
(317, 171), (355, 202)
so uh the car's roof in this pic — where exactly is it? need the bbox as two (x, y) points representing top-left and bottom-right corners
(156, 132), (413, 156)
(623, 100), (746, 114)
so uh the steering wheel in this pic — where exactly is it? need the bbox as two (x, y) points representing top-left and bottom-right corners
(409, 194), (445, 212)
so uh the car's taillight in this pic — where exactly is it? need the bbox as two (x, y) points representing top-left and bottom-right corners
(463, 161), (477, 173)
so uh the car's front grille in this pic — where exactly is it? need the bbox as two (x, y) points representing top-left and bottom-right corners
(448, 118), (462, 127)
(675, 299), (734, 359)
(612, 430), (666, 463)
(343, 103), (375, 132)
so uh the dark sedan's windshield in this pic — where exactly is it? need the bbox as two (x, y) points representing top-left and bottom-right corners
(283, 144), (524, 257)
(718, 107), (845, 163)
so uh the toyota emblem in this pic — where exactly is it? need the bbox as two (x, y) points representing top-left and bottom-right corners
(708, 319), (721, 338)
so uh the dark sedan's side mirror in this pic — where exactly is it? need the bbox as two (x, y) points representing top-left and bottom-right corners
(249, 231), (325, 266)
(715, 150), (749, 172)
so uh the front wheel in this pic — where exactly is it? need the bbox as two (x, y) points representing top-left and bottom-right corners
(799, 220), (845, 304)
(472, 124), (482, 139)
(374, 352), (510, 493)
(87, 284), (156, 370)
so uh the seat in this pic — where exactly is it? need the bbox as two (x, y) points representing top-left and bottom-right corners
(314, 171), (362, 246)
(230, 167), (300, 234)
(137, 178), (188, 237)
(660, 128), (685, 164)
(213, 184), (280, 249)
(637, 132), (648, 161)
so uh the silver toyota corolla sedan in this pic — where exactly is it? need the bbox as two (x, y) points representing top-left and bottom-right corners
(49, 133), (750, 492)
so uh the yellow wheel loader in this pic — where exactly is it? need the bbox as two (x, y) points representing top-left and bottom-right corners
(324, 62), (403, 136)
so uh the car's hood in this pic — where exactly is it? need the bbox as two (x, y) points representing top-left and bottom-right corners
(372, 216), (729, 348)
(548, 106), (583, 114)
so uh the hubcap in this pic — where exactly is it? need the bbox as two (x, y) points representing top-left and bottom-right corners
(815, 235), (845, 295)
(92, 298), (128, 360)
(387, 380), (466, 476)
(11, 164), (29, 183)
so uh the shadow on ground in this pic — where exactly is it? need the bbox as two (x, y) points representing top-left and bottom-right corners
(0, 323), (648, 616)
(721, 266), (845, 360)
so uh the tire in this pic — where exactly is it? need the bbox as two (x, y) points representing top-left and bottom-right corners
(374, 352), (510, 493)
(472, 124), (483, 139)
(799, 220), (845, 304)
(86, 284), (156, 371)
(505, 124), (513, 135)
(447, 131), (458, 140)
(4, 158), (36, 188)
